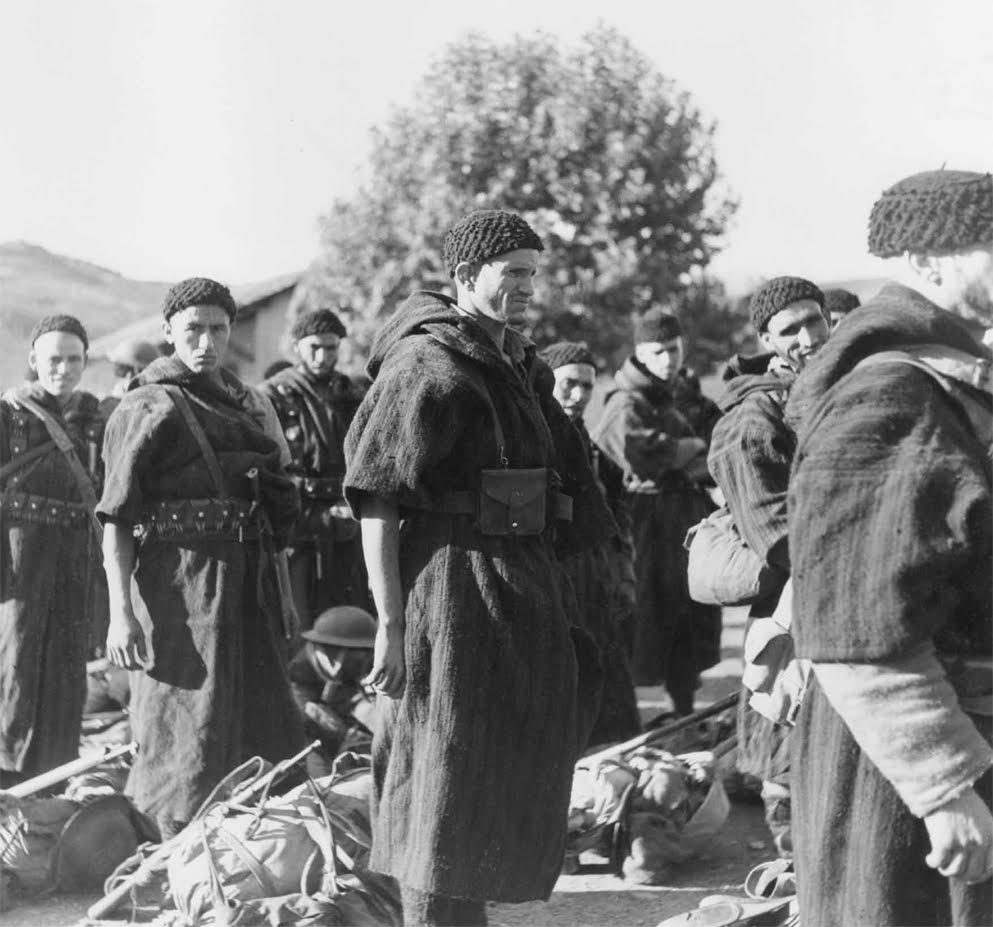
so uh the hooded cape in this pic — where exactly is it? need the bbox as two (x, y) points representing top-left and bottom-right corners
(786, 282), (992, 927)
(97, 356), (303, 825)
(1, 387), (103, 775)
(344, 291), (611, 902)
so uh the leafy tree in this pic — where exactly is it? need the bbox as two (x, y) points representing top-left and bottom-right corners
(304, 24), (739, 370)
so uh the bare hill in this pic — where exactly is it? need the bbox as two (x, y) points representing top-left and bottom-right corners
(0, 241), (169, 388)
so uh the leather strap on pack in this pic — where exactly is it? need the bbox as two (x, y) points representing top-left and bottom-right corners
(14, 396), (101, 543)
(163, 385), (229, 499)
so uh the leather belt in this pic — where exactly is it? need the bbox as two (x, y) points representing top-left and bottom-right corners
(429, 489), (574, 522)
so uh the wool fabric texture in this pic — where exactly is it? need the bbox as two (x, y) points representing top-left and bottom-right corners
(442, 210), (543, 275)
(750, 277), (824, 333)
(633, 308), (683, 345)
(30, 314), (89, 351)
(868, 170), (993, 258)
(162, 277), (238, 321)
(290, 308), (346, 342)
(822, 288), (861, 318)
(539, 341), (596, 371)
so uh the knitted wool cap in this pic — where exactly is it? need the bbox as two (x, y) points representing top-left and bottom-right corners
(868, 170), (993, 257)
(290, 308), (346, 342)
(539, 341), (596, 371)
(822, 288), (861, 317)
(443, 210), (544, 276)
(162, 277), (238, 321)
(30, 314), (89, 351)
(634, 307), (683, 345)
(750, 277), (824, 333)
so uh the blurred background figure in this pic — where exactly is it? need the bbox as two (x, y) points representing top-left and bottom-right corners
(288, 605), (377, 778)
(99, 338), (162, 417)
(821, 288), (861, 332)
(542, 341), (641, 747)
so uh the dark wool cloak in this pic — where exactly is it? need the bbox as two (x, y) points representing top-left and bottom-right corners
(708, 354), (795, 783)
(344, 291), (612, 903)
(786, 283), (992, 927)
(97, 357), (304, 825)
(592, 359), (721, 692)
(259, 366), (372, 622)
(0, 387), (103, 778)
(563, 420), (641, 748)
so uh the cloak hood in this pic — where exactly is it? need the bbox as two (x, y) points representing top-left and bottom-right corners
(610, 356), (673, 406)
(717, 353), (796, 413)
(128, 355), (259, 422)
(786, 282), (988, 432)
(366, 290), (535, 380)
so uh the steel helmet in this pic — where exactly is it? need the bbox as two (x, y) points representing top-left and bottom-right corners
(302, 605), (377, 649)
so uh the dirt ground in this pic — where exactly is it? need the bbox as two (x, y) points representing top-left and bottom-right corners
(5, 610), (768, 927)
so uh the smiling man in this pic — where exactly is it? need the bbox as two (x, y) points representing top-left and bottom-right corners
(260, 309), (369, 631)
(345, 209), (611, 926)
(705, 276), (828, 861)
(96, 276), (303, 839)
(0, 315), (104, 785)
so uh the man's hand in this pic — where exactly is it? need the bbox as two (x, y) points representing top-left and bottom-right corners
(924, 787), (993, 885)
(106, 613), (148, 671)
(364, 622), (406, 700)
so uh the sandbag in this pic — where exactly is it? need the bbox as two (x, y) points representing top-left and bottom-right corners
(0, 793), (142, 905)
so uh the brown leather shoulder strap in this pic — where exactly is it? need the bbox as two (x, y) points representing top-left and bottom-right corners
(15, 396), (101, 541)
(163, 385), (229, 499)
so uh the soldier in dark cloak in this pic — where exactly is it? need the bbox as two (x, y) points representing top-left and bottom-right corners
(593, 309), (721, 715)
(787, 169), (993, 925)
(540, 340), (641, 746)
(259, 309), (370, 629)
(1, 315), (104, 786)
(98, 277), (304, 838)
(707, 276), (829, 858)
(344, 210), (612, 926)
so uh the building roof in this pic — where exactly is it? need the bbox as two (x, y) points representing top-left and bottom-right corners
(88, 272), (302, 359)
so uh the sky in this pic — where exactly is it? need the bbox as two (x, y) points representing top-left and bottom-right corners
(1, 0), (991, 294)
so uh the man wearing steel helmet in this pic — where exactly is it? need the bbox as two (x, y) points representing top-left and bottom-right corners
(288, 605), (377, 778)
(344, 210), (611, 925)
(787, 170), (993, 925)
(260, 309), (370, 631)
(97, 277), (304, 839)
(0, 315), (104, 785)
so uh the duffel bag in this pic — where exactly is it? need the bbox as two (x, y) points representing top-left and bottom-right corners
(684, 506), (780, 607)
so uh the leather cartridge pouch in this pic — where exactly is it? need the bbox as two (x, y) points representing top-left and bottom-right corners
(477, 467), (548, 536)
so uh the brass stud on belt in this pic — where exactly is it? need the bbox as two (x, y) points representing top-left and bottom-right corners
(198, 511), (205, 517)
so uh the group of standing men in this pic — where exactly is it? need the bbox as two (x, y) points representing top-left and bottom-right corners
(1, 167), (991, 927)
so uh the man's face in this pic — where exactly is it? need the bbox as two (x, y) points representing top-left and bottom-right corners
(551, 363), (596, 422)
(635, 337), (684, 383)
(934, 243), (993, 326)
(163, 304), (231, 375)
(760, 299), (829, 371)
(464, 248), (539, 323)
(310, 643), (373, 684)
(295, 333), (340, 379)
(29, 331), (87, 399)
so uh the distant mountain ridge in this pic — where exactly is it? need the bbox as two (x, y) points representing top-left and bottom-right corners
(0, 241), (170, 387)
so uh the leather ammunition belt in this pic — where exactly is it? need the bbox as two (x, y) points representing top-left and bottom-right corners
(135, 497), (260, 542)
(292, 475), (344, 501)
(2, 491), (94, 530)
